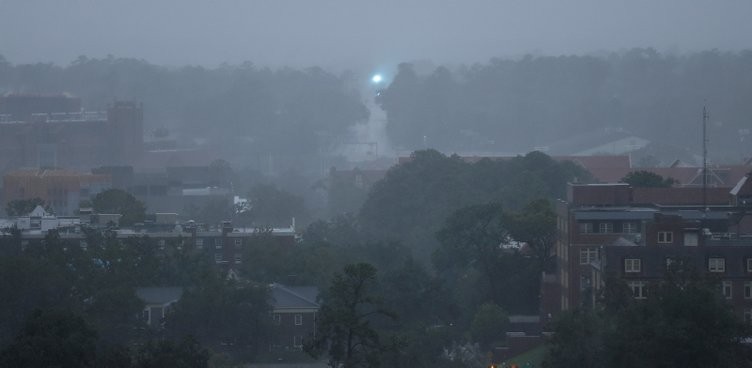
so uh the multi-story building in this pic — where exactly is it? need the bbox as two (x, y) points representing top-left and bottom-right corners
(2, 168), (112, 215)
(0, 95), (143, 171)
(544, 174), (752, 321)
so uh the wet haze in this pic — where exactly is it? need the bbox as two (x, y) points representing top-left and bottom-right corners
(1, 0), (751, 68)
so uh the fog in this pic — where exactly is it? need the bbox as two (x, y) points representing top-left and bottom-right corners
(3, 1), (752, 366)
(2, 0), (751, 68)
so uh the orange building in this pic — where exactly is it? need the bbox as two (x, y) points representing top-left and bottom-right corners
(2, 169), (111, 216)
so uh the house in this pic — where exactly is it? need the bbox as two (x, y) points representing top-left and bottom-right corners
(269, 284), (320, 351)
(135, 287), (184, 327)
(544, 174), (752, 322)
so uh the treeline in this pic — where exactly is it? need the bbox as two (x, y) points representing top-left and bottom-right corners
(544, 268), (752, 368)
(0, 54), (369, 157)
(3, 149), (750, 366)
(356, 150), (590, 261)
(377, 49), (752, 160)
(4, 49), (752, 162)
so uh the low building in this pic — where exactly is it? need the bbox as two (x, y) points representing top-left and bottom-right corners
(269, 284), (320, 351)
(136, 287), (184, 327)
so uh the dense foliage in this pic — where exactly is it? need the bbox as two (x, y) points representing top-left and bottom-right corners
(0, 55), (369, 159)
(544, 268), (752, 368)
(377, 49), (752, 161)
(359, 149), (589, 261)
(620, 170), (677, 187)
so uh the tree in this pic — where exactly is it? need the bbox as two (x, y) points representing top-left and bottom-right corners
(5, 197), (50, 216)
(92, 189), (146, 226)
(305, 263), (395, 368)
(0, 309), (99, 368)
(165, 282), (271, 360)
(542, 310), (607, 368)
(620, 170), (677, 187)
(544, 266), (752, 368)
(469, 303), (508, 349)
(435, 203), (507, 305)
(504, 199), (557, 272)
(607, 268), (752, 368)
(244, 184), (306, 227)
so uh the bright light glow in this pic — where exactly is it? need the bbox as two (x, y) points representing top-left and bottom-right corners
(371, 74), (383, 83)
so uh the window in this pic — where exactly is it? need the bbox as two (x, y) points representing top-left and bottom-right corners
(579, 248), (598, 265)
(79, 240), (88, 251)
(214, 253), (223, 263)
(683, 232), (698, 246)
(273, 313), (281, 325)
(628, 281), (647, 299)
(747, 258), (752, 272)
(657, 231), (673, 244)
(293, 335), (303, 348)
(722, 281), (733, 299)
(625, 258), (641, 273)
(195, 238), (204, 247)
(745, 309), (752, 325)
(578, 222), (593, 234)
(623, 222), (637, 234)
(599, 222), (613, 234)
(158, 239), (166, 247)
(234, 238), (242, 247)
(709, 257), (726, 273)
(294, 314), (303, 326)
(215, 238), (223, 249)
(744, 282), (752, 299)
(234, 253), (242, 264)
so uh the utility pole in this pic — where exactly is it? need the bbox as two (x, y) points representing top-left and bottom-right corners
(703, 105), (709, 212)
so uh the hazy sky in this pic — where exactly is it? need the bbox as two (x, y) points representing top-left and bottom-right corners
(1, 0), (751, 70)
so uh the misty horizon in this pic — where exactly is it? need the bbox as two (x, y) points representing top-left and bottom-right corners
(2, 0), (752, 70)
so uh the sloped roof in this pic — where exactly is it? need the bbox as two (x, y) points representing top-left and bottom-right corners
(270, 284), (319, 310)
(28, 205), (50, 217)
(135, 287), (183, 305)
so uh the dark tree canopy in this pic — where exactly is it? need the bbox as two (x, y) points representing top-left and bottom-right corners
(5, 198), (49, 216)
(359, 150), (590, 262)
(544, 267), (752, 368)
(305, 263), (394, 368)
(92, 189), (146, 226)
(621, 170), (677, 187)
(376, 50), (752, 162)
(0, 309), (99, 368)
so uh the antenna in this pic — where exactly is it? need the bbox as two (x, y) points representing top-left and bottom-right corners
(702, 105), (709, 212)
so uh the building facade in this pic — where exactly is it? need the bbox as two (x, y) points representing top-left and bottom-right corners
(0, 95), (143, 172)
(2, 169), (112, 215)
(544, 175), (752, 321)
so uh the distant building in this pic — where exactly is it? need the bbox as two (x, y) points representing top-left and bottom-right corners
(0, 95), (143, 172)
(0, 217), (298, 273)
(2, 168), (111, 215)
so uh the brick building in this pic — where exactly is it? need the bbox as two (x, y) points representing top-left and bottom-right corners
(0, 95), (143, 172)
(269, 284), (320, 351)
(544, 174), (752, 322)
